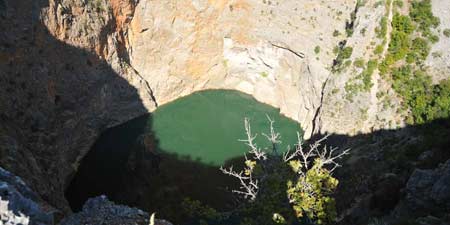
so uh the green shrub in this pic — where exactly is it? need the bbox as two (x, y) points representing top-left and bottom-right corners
(354, 58), (365, 68)
(410, 0), (440, 38)
(409, 37), (430, 62)
(444, 29), (450, 38)
(374, 44), (384, 55)
(340, 47), (353, 59)
(394, 0), (404, 8)
(429, 34), (439, 43)
(333, 46), (353, 73)
(392, 13), (415, 34)
(388, 30), (411, 61)
(314, 46), (321, 54)
(333, 30), (340, 37)
(376, 16), (388, 39)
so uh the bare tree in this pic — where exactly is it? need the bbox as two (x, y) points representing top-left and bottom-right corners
(221, 117), (350, 202)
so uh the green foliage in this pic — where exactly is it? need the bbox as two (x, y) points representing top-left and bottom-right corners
(314, 46), (321, 54)
(428, 34), (439, 43)
(287, 161), (338, 224)
(353, 58), (365, 68)
(410, 0), (440, 38)
(390, 65), (450, 123)
(408, 37), (430, 62)
(361, 28), (367, 36)
(376, 16), (388, 39)
(394, 0), (404, 8)
(333, 30), (340, 37)
(374, 44), (384, 55)
(387, 13), (415, 62)
(341, 47), (353, 59)
(260, 71), (268, 77)
(333, 47), (353, 73)
(344, 60), (377, 100)
(392, 13), (415, 34)
(444, 29), (450, 38)
(388, 30), (410, 61)
(231, 160), (300, 225)
(376, 1), (450, 124)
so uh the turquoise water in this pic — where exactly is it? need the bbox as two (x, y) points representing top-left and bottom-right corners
(151, 90), (303, 165)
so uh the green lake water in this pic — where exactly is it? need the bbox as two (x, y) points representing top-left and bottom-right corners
(151, 90), (303, 165)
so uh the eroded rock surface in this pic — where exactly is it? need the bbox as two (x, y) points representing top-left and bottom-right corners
(0, 167), (54, 225)
(61, 195), (172, 225)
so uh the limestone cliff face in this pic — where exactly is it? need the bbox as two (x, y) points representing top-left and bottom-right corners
(124, 0), (414, 137)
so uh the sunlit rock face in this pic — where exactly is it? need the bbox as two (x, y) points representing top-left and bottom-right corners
(126, 0), (345, 137)
(126, 0), (410, 138)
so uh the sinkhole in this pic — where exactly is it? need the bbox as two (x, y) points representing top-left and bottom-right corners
(65, 90), (303, 223)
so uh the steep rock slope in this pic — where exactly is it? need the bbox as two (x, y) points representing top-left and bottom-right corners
(0, 0), (155, 213)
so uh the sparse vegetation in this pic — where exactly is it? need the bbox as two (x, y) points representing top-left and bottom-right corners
(345, 59), (377, 100)
(377, 0), (450, 124)
(410, 0), (440, 38)
(376, 16), (389, 39)
(393, 0), (403, 8)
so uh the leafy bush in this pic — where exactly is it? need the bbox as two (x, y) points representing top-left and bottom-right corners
(314, 46), (321, 54)
(408, 37), (430, 62)
(374, 44), (384, 55)
(444, 29), (450, 38)
(333, 47), (353, 73)
(394, 0), (404, 8)
(392, 13), (415, 34)
(354, 58), (365, 68)
(388, 30), (411, 61)
(333, 30), (340, 37)
(376, 16), (388, 39)
(410, 0), (440, 38)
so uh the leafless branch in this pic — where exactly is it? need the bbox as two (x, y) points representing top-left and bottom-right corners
(220, 166), (258, 200)
(262, 115), (281, 150)
(239, 118), (267, 160)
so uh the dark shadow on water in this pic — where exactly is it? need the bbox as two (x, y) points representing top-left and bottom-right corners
(65, 114), (241, 223)
(66, 109), (450, 225)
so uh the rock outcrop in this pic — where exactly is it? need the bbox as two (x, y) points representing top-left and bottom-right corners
(61, 195), (172, 225)
(0, 167), (54, 225)
(396, 159), (450, 217)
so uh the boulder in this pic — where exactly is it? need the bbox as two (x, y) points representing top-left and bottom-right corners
(60, 195), (172, 225)
(0, 167), (54, 225)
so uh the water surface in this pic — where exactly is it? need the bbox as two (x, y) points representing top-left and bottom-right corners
(152, 90), (303, 165)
